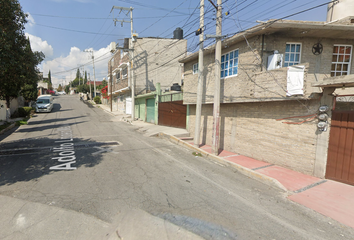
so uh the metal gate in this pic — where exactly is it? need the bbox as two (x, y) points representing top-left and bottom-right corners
(158, 101), (186, 129)
(146, 98), (155, 124)
(326, 111), (354, 185)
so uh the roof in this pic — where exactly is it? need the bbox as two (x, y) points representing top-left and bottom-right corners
(179, 18), (354, 63)
(312, 75), (354, 88)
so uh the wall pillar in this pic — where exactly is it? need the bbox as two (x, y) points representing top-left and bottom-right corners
(313, 87), (335, 178)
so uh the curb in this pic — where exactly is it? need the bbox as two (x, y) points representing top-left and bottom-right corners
(0, 123), (16, 135)
(159, 132), (288, 192)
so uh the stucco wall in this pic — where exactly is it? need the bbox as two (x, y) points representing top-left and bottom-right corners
(188, 99), (321, 175)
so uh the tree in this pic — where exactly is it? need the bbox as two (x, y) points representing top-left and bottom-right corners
(65, 85), (70, 94)
(57, 84), (63, 92)
(48, 70), (52, 84)
(0, 0), (44, 108)
(21, 42), (45, 103)
(97, 80), (108, 91)
(84, 71), (87, 84)
(76, 68), (80, 80)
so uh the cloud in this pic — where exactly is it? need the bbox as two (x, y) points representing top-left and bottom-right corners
(25, 12), (35, 27)
(42, 45), (112, 88)
(25, 33), (54, 57)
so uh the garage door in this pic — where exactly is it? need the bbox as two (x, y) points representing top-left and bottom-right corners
(326, 111), (354, 186)
(158, 101), (186, 129)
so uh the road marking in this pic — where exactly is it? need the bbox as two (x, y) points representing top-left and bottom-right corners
(92, 146), (119, 156)
(50, 126), (76, 170)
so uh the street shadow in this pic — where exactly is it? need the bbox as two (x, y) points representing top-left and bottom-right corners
(27, 116), (84, 126)
(16, 121), (86, 133)
(0, 137), (107, 186)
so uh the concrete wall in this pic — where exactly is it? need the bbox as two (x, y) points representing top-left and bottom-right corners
(188, 99), (320, 175)
(133, 38), (187, 95)
(183, 34), (354, 104)
(0, 100), (6, 121)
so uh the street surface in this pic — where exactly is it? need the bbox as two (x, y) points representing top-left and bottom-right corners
(0, 95), (353, 239)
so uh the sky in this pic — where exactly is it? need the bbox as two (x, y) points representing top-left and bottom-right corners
(19, 0), (330, 88)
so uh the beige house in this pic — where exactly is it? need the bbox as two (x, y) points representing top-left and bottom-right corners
(179, 12), (354, 185)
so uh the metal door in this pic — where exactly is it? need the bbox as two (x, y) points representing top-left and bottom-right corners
(326, 111), (354, 185)
(146, 98), (155, 124)
(158, 101), (186, 128)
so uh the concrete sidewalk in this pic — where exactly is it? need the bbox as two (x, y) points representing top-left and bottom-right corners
(95, 102), (354, 230)
(163, 135), (354, 230)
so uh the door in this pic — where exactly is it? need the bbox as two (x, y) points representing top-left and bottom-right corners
(158, 101), (186, 128)
(326, 111), (354, 186)
(146, 98), (155, 124)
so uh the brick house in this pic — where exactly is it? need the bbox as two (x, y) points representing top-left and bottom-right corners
(107, 50), (131, 113)
(179, 16), (354, 184)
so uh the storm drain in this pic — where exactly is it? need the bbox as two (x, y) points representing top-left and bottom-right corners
(0, 141), (120, 156)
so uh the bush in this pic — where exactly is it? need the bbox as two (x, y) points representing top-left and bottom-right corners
(93, 96), (101, 104)
(17, 107), (34, 117)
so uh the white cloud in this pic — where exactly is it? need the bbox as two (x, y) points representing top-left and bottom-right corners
(26, 12), (35, 27)
(42, 45), (112, 88)
(25, 33), (54, 57)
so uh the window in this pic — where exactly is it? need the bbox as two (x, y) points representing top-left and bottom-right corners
(331, 45), (352, 77)
(193, 63), (198, 74)
(284, 43), (301, 67)
(221, 49), (238, 78)
(116, 72), (120, 82)
(122, 68), (127, 79)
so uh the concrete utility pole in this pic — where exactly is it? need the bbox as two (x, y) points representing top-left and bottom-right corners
(194, 0), (205, 148)
(110, 62), (113, 112)
(88, 73), (91, 100)
(212, 0), (222, 155)
(111, 6), (135, 120)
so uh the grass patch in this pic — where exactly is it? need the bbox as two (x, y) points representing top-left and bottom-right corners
(16, 118), (29, 126)
(192, 152), (202, 157)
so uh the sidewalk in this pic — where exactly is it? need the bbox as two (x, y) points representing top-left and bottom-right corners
(95, 102), (354, 230)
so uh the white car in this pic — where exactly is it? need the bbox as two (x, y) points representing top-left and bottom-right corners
(57, 91), (66, 95)
(36, 95), (54, 113)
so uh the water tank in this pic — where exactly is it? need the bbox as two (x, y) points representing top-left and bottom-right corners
(327, 0), (354, 22)
(173, 28), (183, 39)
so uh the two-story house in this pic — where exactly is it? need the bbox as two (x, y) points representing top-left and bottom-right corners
(131, 34), (187, 126)
(107, 50), (131, 114)
(179, 5), (354, 185)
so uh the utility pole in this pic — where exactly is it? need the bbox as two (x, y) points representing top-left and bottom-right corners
(212, 0), (222, 155)
(110, 61), (113, 112)
(89, 73), (92, 100)
(111, 6), (135, 120)
(194, 0), (205, 148)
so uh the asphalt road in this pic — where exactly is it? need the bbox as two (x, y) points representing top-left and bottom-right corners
(0, 95), (353, 240)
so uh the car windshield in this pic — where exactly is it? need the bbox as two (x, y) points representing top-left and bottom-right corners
(37, 99), (50, 104)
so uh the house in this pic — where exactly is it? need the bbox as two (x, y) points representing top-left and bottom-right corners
(132, 34), (187, 126)
(106, 30), (188, 127)
(179, 3), (354, 185)
(107, 51), (131, 113)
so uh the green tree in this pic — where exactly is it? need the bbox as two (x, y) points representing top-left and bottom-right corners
(48, 70), (52, 84)
(76, 68), (80, 80)
(84, 71), (87, 84)
(0, 0), (41, 108)
(65, 85), (70, 94)
(97, 79), (108, 91)
(20, 41), (45, 103)
(57, 84), (63, 92)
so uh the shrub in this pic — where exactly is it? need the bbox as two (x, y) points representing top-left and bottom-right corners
(93, 96), (101, 104)
(17, 107), (34, 117)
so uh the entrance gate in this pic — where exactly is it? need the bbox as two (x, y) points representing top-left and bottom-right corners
(326, 111), (354, 185)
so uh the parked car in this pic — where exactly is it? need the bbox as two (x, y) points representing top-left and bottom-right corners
(57, 91), (66, 95)
(35, 95), (54, 113)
